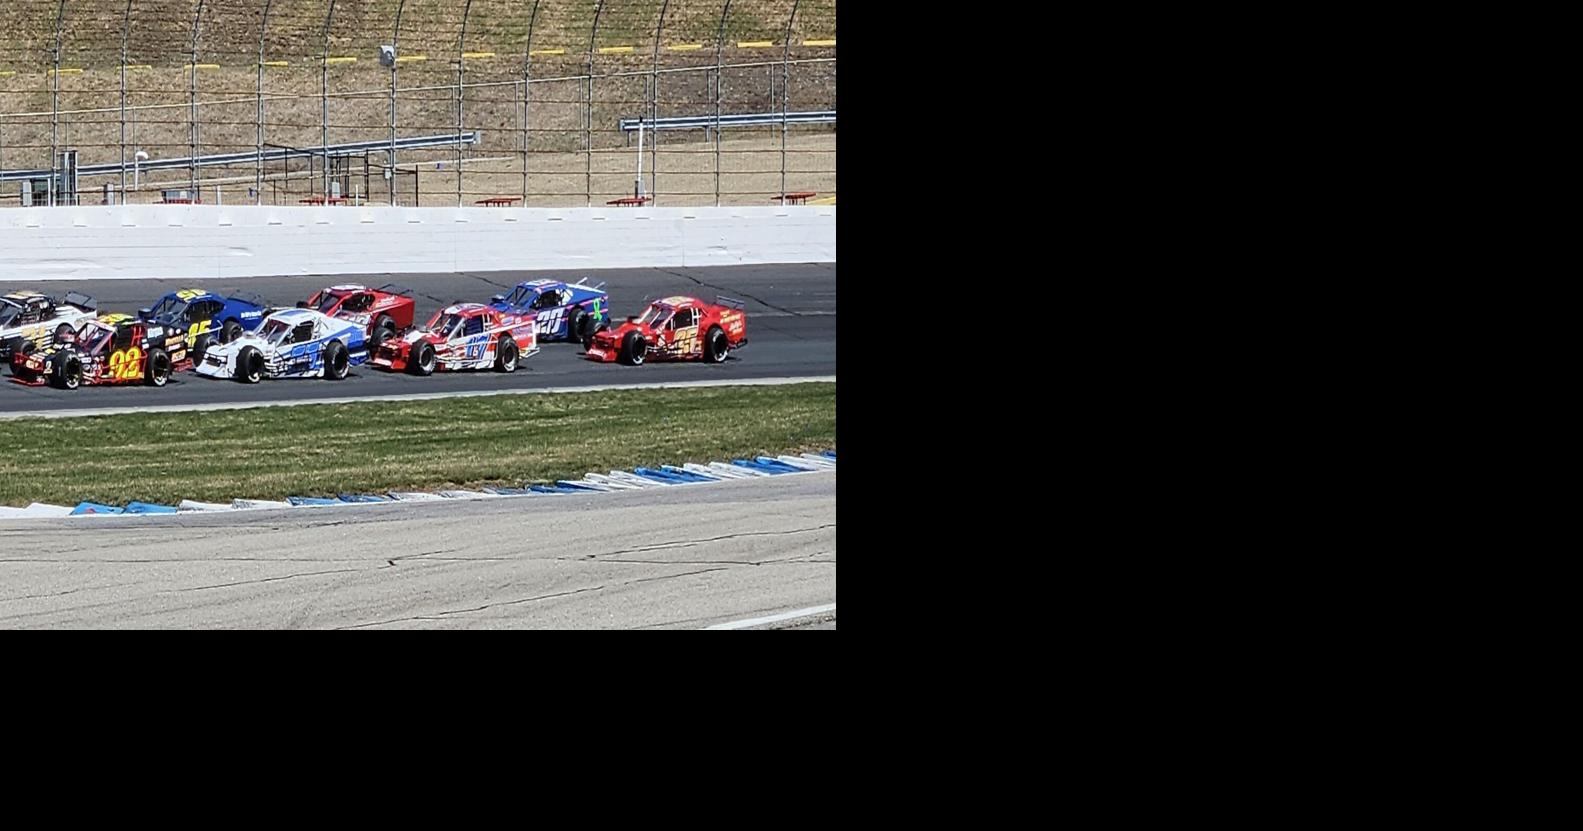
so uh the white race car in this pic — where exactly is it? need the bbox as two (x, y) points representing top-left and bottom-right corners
(0, 290), (98, 362)
(194, 307), (368, 383)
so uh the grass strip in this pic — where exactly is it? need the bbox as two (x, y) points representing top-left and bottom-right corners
(0, 382), (835, 507)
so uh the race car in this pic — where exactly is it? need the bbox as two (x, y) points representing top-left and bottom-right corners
(488, 278), (609, 343)
(0, 290), (98, 363)
(300, 284), (416, 353)
(194, 307), (367, 384)
(372, 303), (537, 375)
(138, 288), (269, 363)
(8, 313), (184, 390)
(584, 295), (747, 366)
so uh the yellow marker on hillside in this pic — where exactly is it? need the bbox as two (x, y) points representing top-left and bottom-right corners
(323, 57), (357, 65)
(599, 46), (635, 54)
(738, 41), (774, 48)
(462, 51), (496, 59)
(804, 39), (836, 47)
(668, 44), (704, 51)
(261, 60), (289, 67)
(530, 48), (565, 56)
(395, 55), (427, 63)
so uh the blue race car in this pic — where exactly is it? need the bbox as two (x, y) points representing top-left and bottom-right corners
(488, 278), (609, 344)
(139, 288), (270, 362)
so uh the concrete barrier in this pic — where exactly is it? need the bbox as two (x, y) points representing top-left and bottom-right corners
(0, 205), (836, 281)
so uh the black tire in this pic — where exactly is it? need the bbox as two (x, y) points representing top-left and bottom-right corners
(191, 333), (213, 366)
(369, 315), (397, 353)
(618, 331), (647, 366)
(566, 306), (588, 343)
(53, 323), (73, 345)
(583, 322), (608, 351)
(408, 341), (436, 376)
(4, 337), (33, 374)
(323, 339), (350, 381)
(234, 346), (264, 384)
(704, 326), (730, 363)
(496, 336), (519, 373)
(144, 347), (171, 387)
(52, 355), (82, 390)
(221, 319), (244, 343)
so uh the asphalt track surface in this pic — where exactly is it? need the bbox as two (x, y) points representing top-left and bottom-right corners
(0, 263), (836, 415)
(0, 471), (836, 629)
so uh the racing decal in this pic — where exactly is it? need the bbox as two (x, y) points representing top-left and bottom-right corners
(185, 321), (213, 348)
(535, 307), (565, 335)
(108, 346), (143, 380)
(176, 289), (206, 301)
(670, 326), (700, 355)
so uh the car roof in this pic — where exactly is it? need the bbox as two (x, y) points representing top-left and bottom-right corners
(655, 295), (699, 308)
(521, 279), (560, 288)
(97, 313), (135, 326)
(442, 303), (492, 316)
(271, 308), (317, 322)
(3, 291), (49, 306)
(326, 284), (368, 293)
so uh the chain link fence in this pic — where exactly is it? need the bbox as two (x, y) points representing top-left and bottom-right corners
(0, 0), (835, 208)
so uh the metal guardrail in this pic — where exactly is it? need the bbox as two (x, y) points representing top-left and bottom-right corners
(618, 111), (836, 133)
(0, 133), (481, 183)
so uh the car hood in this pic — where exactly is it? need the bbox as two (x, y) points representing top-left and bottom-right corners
(204, 332), (276, 358)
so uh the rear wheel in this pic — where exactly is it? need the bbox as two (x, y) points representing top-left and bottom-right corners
(369, 315), (397, 353)
(323, 339), (350, 380)
(496, 336), (519, 373)
(234, 346), (264, 384)
(408, 341), (436, 376)
(566, 307), (588, 343)
(52, 355), (82, 390)
(191, 333), (213, 365)
(221, 319), (243, 343)
(4, 338), (33, 374)
(704, 326), (730, 363)
(619, 331), (647, 366)
(583, 322), (608, 351)
(144, 347), (171, 387)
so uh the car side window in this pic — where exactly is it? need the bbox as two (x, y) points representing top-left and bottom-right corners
(190, 300), (220, 321)
(292, 321), (315, 344)
(534, 291), (561, 310)
(344, 293), (372, 313)
(674, 308), (698, 328)
(463, 316), (485, 336)
(112, 327), (134, 351)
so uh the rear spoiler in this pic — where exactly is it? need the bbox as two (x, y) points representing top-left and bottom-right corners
(63, 291), (96, 312)
(716, 295), (746, 311)
(377, 283), (415, 297)
(572, 277), (608, 292)
(228, 291), (268, 308)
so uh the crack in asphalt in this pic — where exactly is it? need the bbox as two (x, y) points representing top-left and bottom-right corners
(570, 524), (835, 561)
(660, 268), (802, 316)
(178, 567), (365, 594)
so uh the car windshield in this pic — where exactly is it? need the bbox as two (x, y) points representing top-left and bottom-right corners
(426, 312), (463, 338)
(0, 302), (19, 328)
(502, 284), (547, 308)
(147, 296), (189, 320)
(315, 292), (344, 313)
(260, 318), (295, 345)
(77, 323), (115, 354)
(635, 304), (672, 327)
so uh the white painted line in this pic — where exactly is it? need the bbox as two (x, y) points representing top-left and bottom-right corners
(705, 603), (836, 630)
(0, 376), (837, 420)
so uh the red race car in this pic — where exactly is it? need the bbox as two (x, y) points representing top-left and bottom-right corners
(371, 303), (538, 375)
(585, 295), (747, 365)
(300, 284), (416, 354)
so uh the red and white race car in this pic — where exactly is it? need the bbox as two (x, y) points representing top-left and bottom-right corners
(300, 284), (416, 354)
(371, 303), (538, 375)
(584, 295), (747, 365)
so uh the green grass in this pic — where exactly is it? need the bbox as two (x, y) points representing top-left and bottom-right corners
(0, 382), (835, 507)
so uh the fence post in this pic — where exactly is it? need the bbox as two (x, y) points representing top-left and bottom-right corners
(122, 0), (134, 203)
(50, 0), (65, 206)
(586, 1), (604, 207)
(781, 0), (799, 205)
(520, 1), (541, 205)
(391, 0), (406, 206)
(714, 1), (732, 207)
(649, 0), (670, 205)
(320, 0), (337, 200)
(189, 0), (206, 197)
(457, 0), (475, 208)
(256, 1), (273, 205)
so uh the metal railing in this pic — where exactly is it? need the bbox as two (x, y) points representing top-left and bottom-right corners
(0, 0), (838, 209)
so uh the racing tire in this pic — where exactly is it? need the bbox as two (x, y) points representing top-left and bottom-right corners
(369, 316), (397, 353)
(323, 339), (350, 381)
(619, 331), (647, 366)
(567, 306), (588, 344)
(234, 346), (264, 384)
(408, 341), (436, 377)
(582, 322), (608, 351)
(3, 337), (32, 374)
(52, 355), (83, 390)
(53, 323), (74, 345)
(704, 326), (730, 364)
(496, 336), (519, 373)
(192, 333), (213, 366)
(221, 319), (244, 343)
(145, 347), (172, 387)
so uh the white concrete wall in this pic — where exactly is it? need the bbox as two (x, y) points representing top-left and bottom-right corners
(0, 205), (836, 281)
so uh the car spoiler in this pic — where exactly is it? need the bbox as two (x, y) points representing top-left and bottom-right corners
(62, 291), (96, 312)
(572, 277), (608, 292)
(228, 291), (269, 308)
(377, 283), (415, 297)
(715, 295), (746, 311)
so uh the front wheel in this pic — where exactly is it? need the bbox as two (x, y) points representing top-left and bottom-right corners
(566, 306), (588, 343)
(619, 331), (647, 366)
(583, 322), (608, 351)
(496, 336), (519, 373)
(145, 347), (172, 387)
(408, 341), (436, 376)
(234, 346), (264, 384)
(52, 355), (83, 390)
(323, 339), (350, 380)
(369, 315), (397, 353)
(221, 319), (244, 343)
(192, 333), (213, 366)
